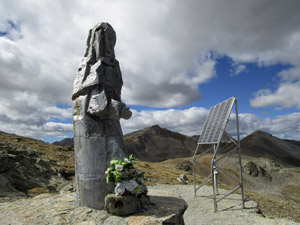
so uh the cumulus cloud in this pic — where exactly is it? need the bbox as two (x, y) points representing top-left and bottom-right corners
(250, 66), (300, 109)
(121, 108), (300, 140)
(230, 63), (248, 76)
(250, 82), (300, 109)
(121, 107), (209, 135)
(0, 120), (73, 141)
(278, 67), (300, 82)
(0, 0), (300, 140)
(0, 100), (73, 140)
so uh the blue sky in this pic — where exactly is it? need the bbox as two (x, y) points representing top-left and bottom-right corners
(201, 56), (294, 117)
(0, 0), (300, 142)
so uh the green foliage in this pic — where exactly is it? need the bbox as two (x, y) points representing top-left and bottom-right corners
(105, 155), (145, 184)
(105, 155), (147, 196)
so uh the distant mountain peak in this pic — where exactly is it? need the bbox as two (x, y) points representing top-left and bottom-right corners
(241, 130), (300, 166)
(124, 125), (197, 162)
(143, 125), (163, 133)
(251, 130), (274, 137)
(52, 138), (74, 147)
(141, 125), (190, 141)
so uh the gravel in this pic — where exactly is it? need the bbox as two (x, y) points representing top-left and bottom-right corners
(149, 184), (300, 225)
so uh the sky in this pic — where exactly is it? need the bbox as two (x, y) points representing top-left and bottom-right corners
(0, 0), (300, 142)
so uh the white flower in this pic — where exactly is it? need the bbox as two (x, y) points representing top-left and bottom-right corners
(124, 158), (129, 163)
(115, 182), (125, 196)
(114, 180), (138, 195)
(125, 180), (138, 192)
(115, 165), (124, 171)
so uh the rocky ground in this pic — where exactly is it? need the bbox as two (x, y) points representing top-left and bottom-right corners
(151, 156), (300, 222)
(0, 184), (299, 225)
(153, 185), (300, 225)
(0, 141), (69, 197)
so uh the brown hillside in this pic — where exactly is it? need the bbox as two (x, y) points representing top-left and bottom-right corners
(124, 125), (197, 162)
(239, 130), (300, 166)
(53, 138), (74, 147)
(0, 131), (72, 197)
(0, 131), (74, 179)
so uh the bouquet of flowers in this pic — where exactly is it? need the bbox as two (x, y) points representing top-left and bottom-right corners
(105, 155), (147, 196)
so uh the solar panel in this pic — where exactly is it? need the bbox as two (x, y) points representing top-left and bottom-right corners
(198, 97), (235, 144)
(193, 96), (245, 212)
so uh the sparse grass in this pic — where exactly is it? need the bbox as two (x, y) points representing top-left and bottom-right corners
(0, 132), (74, 178)
(282, 185), (300, 206)
(27, 187), (49, 197)
(135, 159), (199, 186)
(246, 192), (300, 222)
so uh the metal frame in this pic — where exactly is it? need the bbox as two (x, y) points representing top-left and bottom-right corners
(193, 97), (245, 212)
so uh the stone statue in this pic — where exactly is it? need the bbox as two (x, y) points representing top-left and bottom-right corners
(72, 22), (132, 209)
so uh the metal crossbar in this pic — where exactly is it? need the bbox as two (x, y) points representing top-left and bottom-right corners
(193, 97), (245, 212)
(216, 185), (241, 203)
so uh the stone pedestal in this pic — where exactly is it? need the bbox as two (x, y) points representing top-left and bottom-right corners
(128, 195), (188, 225)
(104, 194), (187, 224)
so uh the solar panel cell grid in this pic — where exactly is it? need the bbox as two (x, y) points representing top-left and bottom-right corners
(198, 97), (235, 144)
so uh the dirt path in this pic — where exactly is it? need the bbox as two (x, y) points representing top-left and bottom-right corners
(149, 184), (299, 225)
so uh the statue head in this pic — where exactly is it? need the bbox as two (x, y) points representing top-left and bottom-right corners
(84, 22), (117, 61)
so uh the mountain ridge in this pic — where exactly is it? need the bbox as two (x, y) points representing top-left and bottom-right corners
(51, 126), (300, 165)
(239, 130), (300, 166)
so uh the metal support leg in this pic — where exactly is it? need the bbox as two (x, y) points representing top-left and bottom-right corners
(213, 145), (218, 195)
(213, 168), (219, 195)
(235, 98), (245, 209)
(238, 146), (245, 208)
(193, 156), (197, 198)
(212, 155), (218, 212)
(193, 144), (200, 198)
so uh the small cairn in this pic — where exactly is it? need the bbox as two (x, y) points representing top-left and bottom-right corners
(104, 155), (149, 216)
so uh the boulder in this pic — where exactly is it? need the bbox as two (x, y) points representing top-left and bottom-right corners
(177, 174), (189, 184)
(104, 193), (187, 224)
(243, 161), (272, 181)
(104, 194), (150, 216)
(128, 195), (188, 225)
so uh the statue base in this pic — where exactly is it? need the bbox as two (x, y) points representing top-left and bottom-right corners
(104, 194), (150, 216)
